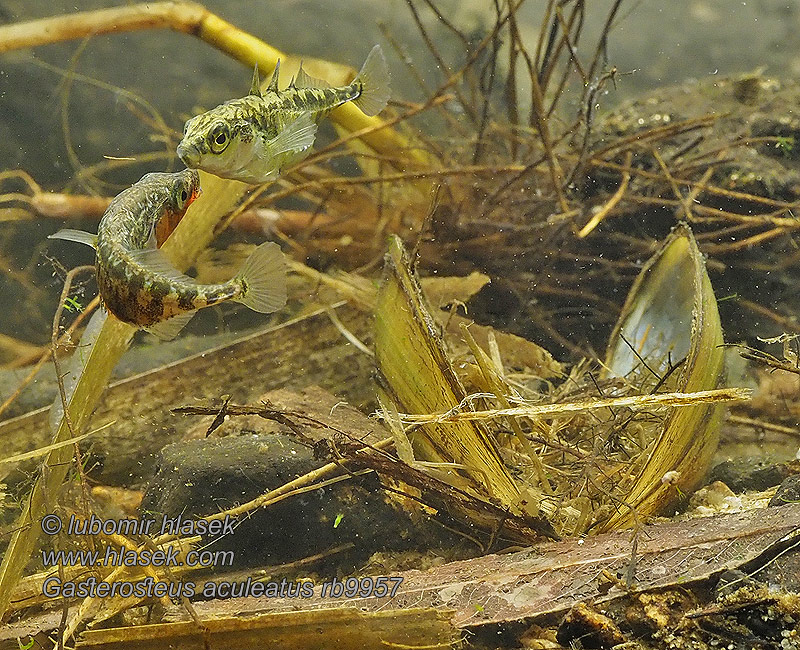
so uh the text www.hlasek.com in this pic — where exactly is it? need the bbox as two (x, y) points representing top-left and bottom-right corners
(41, 545), (234, 570)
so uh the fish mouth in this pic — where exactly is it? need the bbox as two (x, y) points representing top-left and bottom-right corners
(177, 142), (200, 168)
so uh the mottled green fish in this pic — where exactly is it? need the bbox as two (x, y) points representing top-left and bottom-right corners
(177, 45), (390, 184)
(49, 170), (286, 339)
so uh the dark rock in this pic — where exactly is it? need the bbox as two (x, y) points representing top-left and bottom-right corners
(714, 569), (761, 599)
(708, 459), (789, 493)
(768, 474), (800, 507)
(141, 434), (420, 572)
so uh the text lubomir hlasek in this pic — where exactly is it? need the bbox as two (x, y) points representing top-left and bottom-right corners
(64, 513), (235, 537)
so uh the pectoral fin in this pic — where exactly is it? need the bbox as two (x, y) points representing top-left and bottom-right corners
(127, 248), (194, 283)
(48, 229), (98, 249)
(267, 112), (317, 158)
(244, 113), (317, 183)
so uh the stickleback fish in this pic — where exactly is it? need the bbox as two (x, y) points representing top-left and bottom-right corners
(177, 45), (390, 184)
(49, 170), (286, 339)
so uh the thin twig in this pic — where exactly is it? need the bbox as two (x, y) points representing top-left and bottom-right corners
(728, 414), (799, 438)
(577, 150), (632, 237)
(404, 0), (478, 126)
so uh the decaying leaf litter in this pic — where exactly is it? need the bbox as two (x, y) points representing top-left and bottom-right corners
(0, 1), (798, 648)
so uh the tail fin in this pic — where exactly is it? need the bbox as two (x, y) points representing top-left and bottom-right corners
(352, 45), (391, 116)
(236, 242), (287, 313)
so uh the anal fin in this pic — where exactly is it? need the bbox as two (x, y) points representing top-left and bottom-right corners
(145, 311), (195, 341)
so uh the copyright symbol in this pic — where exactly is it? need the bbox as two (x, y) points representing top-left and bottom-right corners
(41, 514), (62, 535)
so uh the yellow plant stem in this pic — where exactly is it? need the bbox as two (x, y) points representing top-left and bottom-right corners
(0, 171), (246, 622)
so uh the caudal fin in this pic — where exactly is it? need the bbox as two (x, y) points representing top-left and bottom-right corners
(353, 45), (391, 117)
(236, 241), (287, 313)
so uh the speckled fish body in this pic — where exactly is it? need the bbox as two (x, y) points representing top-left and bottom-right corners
(177, 45), (390, 184)
(50, 170), (287, 339)
(94, 170), (218, 327)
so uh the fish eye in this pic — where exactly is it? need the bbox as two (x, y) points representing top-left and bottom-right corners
(208, 123), (230, 153)
(175, 183), (192, 210)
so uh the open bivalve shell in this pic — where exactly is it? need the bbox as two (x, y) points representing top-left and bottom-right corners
(600, 224), (726, 530)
